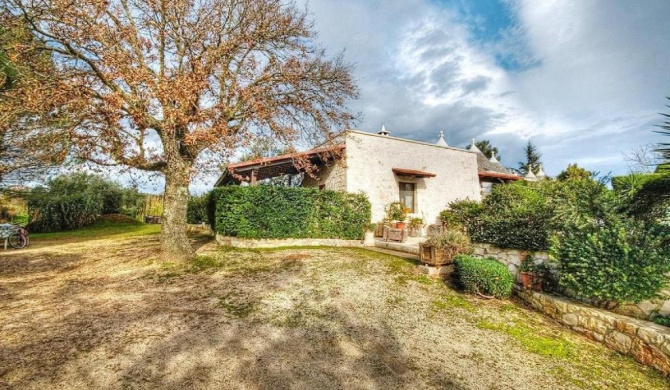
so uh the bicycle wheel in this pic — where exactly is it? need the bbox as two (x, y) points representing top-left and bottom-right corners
(8, 232), (26, 249)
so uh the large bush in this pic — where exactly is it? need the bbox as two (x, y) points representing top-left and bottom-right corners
(187, 194), (209, 224)
(443, 172), (670, 305)
(442, 183), (552, 251)
(454, 255), (514, 299)
(26, 173), (143, 232)
(551, 221), (670, 304)
(209, 186), (371, 239)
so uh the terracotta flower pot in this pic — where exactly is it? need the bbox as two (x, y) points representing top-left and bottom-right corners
(395, 221), (406, 229)
(520, 271), (543, 291)
(520, 272), (533, 289)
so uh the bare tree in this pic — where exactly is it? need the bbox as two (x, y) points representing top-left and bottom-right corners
(623, 144), (662, 173)
(5, 0), (358, 262)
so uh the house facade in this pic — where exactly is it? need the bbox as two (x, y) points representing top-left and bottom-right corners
(217, 128), (520, 225)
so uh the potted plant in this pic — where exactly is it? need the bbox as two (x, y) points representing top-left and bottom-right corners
(519, 255), (543, 291)
(408, 217), (424, 237)
(419, 229), (473, 266)
(385, 202), (409, 229)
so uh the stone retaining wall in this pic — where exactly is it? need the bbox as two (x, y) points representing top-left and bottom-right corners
(216, 234), (366, 249)
(472, 243), (548, 278)
(474, 243), (670, 321)
(517, 289), (670, 375)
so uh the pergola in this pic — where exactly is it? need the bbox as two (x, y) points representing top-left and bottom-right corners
(215, 145), (345, 186)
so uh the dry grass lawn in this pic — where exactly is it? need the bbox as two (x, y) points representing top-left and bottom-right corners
(0, 219), (668, 389)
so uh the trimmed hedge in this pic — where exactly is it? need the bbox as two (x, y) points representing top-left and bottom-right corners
(454, 255), (514, 299)
(208, 186), (371, 239)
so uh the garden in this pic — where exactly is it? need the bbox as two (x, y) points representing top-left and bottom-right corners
(1, 168), (669, 387)
(0, 218), (667, 389)
(437, 169), (669, 321)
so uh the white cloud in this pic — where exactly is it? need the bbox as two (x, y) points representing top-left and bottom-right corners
(306, 0), (670, 177)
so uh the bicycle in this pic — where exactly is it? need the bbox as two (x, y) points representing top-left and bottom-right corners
(8, 224), (29, 249)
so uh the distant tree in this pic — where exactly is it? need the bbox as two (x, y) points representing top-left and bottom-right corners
(5, 0), (357, 262)
(557, 164), (592, 181)
(517, 141), (542, 175)
(466, 139), (500, 160)
(624, 99), (670, 217)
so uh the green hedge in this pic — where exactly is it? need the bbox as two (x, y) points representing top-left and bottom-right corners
(208, 186), (371, 239)
(27, 192), (101, 232)
(187, 195), (209, 224)
(442, 183), (552, 251)
(551, 222), (670, 304)
(454, 255), (514, 299)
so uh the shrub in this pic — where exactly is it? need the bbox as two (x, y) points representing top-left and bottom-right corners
(545, 176), (618, 232)
(423, 229), (473, 260)
(653, 316), (670, 327)
(551, 221), (670, 305)
(209, 186), (370, 239)
(454, 255), (514, 299)
(26, 173), (145, 232)
(439, 200), (482, 230)
(187, 194), (209, 224)
(385, 201), (409, 221)
(442, 183), (552, 251)
(27, 190), (102, 232)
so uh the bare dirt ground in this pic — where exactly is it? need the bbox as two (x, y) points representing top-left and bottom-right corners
(0, 230), (667, 389)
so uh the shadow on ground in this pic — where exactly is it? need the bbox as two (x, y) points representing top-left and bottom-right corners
(0, 240), (464, 389)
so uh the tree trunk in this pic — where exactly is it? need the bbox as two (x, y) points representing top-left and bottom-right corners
(160, 164), (195, 263)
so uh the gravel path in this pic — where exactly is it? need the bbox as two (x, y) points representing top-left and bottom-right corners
(0, 233), (667, 389)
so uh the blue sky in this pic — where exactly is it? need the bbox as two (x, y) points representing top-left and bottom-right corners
(300, 0), (670, 180)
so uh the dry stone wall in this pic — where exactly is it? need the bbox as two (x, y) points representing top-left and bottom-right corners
(474, 242), (670, 321)
(518, 290), (670, 375)
(472, 242), (548, 279)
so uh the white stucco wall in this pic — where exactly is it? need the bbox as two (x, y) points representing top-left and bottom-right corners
(343, 130), (481, 224)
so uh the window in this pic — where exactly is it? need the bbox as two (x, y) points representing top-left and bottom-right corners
(399, 182), (415, 213)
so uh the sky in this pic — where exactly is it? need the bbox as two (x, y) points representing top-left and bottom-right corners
(82, 0), (669, 194)
(300, 0), (670, 178)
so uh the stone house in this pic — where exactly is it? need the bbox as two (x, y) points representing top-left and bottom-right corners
(216, 128), (520, 225)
